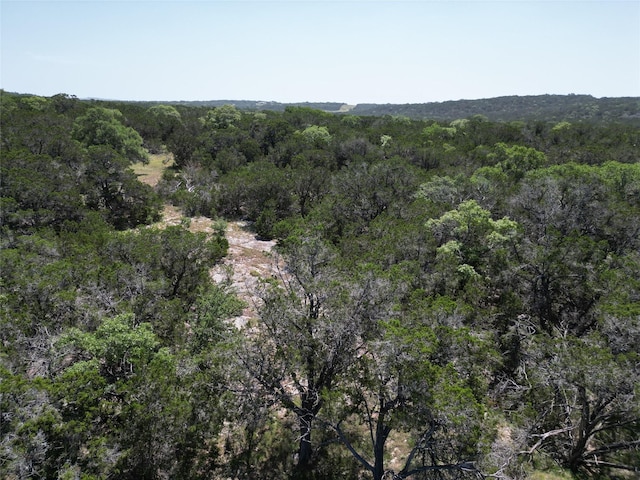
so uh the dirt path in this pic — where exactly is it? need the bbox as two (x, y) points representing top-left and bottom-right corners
(134, 154), (278, 326)
(158, 208), (279, 327)
(210, 221), (278, 327)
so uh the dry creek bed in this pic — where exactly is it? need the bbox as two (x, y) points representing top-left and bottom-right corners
(159, 205), (278, 328)
(210, 221), (279, 328)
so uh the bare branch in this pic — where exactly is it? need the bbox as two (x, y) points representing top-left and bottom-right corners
(398, 422), (438, 477)
(589, 417), (640, 437)
(518, 426), (575, 455)
(584, 438), (640, 458)
(332, 421), (374, 473)
(401, 461), (482, 479)
(582, 459), (640, 472)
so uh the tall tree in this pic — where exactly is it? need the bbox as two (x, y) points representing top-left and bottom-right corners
(72, 106), (148, 163)
(495, 162), (640, 477)
(330, 297), (494, 480)
(238, 236), (386, 476)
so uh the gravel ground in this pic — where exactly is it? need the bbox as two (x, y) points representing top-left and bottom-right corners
(210, 221), (279, 328)
(135, 160), (277, 328)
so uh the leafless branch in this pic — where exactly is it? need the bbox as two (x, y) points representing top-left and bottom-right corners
(518, 426), (575, 455)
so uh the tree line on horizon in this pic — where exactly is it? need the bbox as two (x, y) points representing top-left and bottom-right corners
(4, 90), (639, 123)
(1, 91), (639, 479)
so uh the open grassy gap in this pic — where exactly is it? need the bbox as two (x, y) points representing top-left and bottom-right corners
(131, 151), (173, 187)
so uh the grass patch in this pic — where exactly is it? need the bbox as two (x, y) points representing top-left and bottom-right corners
(132, 152), (219, 235)
(529, 470), (573, 480)
(132, 152), (173, 187)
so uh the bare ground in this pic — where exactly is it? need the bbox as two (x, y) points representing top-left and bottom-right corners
(210, 221), (279, 328)
(134, 152), (414, 471)
(154, 206), (279, 327)
(133, 155), (279, 325)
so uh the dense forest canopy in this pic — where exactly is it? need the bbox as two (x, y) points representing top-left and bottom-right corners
(1, 90), (639, 480)
(351, 95), (640, 123)
(5, 91), (640, 123)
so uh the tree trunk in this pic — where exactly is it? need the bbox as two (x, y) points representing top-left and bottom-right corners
(567, 386), (591, 473)
(372, 411), (391, 480)
(297, 420), (313, 466)
(294, 407), (315, 478)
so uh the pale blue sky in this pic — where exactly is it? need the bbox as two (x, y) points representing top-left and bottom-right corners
(2, 0), (639, 104)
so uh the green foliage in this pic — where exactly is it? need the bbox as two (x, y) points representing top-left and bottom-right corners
(488, 142), (547, 180)
(145, 104), (182, 149)
(72, 106), (148, 163)
(3, 91), (639, 479)
(328, 158), (423, 240)
(297, 125), (332, 147)
(425, 200), (520, 300)
(1, 119), (161, 232)
(189, 284), (244, 354)
(84, 145), (162, 229)
(416, 174), (469, 209)
(62, 314), (160, 380)
(202, 104), (242, 129)
(218, 159), (293, 224)
(0, 151), (84, 231)
(423, 122), (457, 143)
(516, 331), (640, 476)
(351, 94), (640, 124)
(329, 292), (492, 479)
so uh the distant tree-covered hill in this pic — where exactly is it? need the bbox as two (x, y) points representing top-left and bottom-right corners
(141, 94), (640, 123)
(5, 90), (639, 122)
(138, 99), (349, 113)
(169, 95), (640, 124)
(351, 94), (640, 122)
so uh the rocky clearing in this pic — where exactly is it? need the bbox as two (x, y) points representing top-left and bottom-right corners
(135, 155), (278, 326)
(135, 156), (412, 472)
(160, 205), (278, 326)
(210, 221), (278, 327)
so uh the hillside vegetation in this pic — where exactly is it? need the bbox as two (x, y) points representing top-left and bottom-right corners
(351, 94), (640, 122)
(11, 91), (638, 123)
(111, 94), (640, 123)
(1, 90), (639, 480)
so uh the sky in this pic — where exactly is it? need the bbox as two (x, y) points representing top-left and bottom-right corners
(1, 0), (639, 104)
